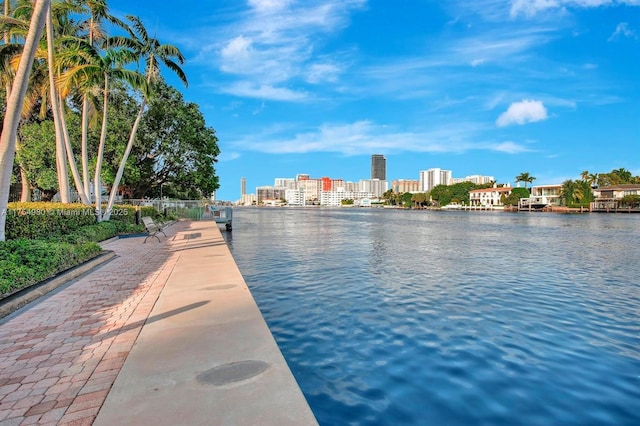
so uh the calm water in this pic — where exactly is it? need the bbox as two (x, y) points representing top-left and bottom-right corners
(224, 208), (640, 425)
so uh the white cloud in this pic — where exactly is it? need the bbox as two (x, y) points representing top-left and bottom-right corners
(211, 0), (365, 99)
(306, 63), (342, 83)
(220, 82), (307, 101)
(609, 23), (638, 41)
(510, 0), (640, 17)
(496, 99), (548, 127)
(510, 0), (560, 18)
(228, 120), (533, 156)
(220, 36), (254, 73)
(491, 141), (533, 153)
(248, 0), (291, 12)
(219, 152), (242, 162)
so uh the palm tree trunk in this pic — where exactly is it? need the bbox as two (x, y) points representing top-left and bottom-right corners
(0, 0), (50, 241)
(57, 95), (90, 205)
(46, 5), (70, 203)
(103, 99), (145, 221)
(19, 166), (31, 202)
(81, 96), (90, 198)
(94, 75), (109, 221)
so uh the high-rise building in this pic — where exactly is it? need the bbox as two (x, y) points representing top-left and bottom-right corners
(241, 177), (246, 196)
(359, 179), (388, 197)
(392, 179), (420, 193)
(419, 168), (452, 192)
(371, 154), (386, 180)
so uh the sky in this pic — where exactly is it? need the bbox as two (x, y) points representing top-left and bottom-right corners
(108, 0), (640, 201)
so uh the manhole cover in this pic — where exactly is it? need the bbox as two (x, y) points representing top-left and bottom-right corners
(183, 233), (202, 239)
(197, 360), (270, 386)
(203, 285), (237, 291)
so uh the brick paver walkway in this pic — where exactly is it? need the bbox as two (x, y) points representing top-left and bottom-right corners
(0, 221), (191, 425)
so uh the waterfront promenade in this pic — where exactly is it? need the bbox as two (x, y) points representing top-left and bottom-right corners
(0, 220), (316, 425)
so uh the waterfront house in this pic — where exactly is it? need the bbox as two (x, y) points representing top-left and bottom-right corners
(590, 184), (640, 212)
(469, 187), (512, 207)
(519, 184), (562, 209)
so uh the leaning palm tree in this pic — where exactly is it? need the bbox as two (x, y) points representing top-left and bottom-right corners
(0, 0), (50, 241)
(103, 15), (187, 221)
(4, 0), (88, 203)
(0, 0), (31, 201)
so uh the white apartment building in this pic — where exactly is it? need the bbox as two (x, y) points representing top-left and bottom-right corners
(419, 168), (452, 192)
(337, 181), (360, 192)
(359, 179), (388, 197)
(451, 175), (495, 185)
(299, 179), (321, 202)
(274, 178), (298, 190)
(285, 188), (306, 206)
(239, 193), (256, 206)
(320, 190), (374, 206)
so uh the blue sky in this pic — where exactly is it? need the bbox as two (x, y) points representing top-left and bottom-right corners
(108, 0), (639, 201)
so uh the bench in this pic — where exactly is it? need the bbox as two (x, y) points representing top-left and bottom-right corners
(142, 216), (167, 243)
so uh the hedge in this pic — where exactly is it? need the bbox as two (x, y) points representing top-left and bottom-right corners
(5, 203), (157, 240)
(0, 239), (103, 296)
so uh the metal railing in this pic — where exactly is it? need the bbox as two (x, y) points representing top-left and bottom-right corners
(119, 199), (211, 220)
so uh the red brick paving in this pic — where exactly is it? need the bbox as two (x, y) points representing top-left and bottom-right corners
(0, 221), (191, 425)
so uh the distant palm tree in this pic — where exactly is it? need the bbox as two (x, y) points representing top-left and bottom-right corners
(515, 172), (536, 190)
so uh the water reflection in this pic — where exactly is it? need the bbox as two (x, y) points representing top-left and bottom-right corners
(227, 208), (640, 425)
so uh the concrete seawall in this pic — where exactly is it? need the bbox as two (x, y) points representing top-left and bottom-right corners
(94, 221), (317, 425)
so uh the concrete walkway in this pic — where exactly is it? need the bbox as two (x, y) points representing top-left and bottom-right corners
(0, 220), (317, 425)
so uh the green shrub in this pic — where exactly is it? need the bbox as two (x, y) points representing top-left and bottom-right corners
(6, 203), (96, 240)
(6, 203), (159, 240)
(0, 239), (102, 296)
(53, 221), (116, 244)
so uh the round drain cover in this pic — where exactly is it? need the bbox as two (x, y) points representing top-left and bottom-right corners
(197, 360), (270, 386)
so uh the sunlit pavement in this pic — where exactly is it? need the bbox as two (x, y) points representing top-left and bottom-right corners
(0, 220), (316, 425)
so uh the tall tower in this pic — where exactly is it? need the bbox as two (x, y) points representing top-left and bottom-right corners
(371, 154), (386, 180)
(241, 177), (246, 196)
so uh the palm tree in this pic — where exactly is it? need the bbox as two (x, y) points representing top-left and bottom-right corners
(4, 0), (90, 204)
(0, 0), (30, 201)
(612, 168), (632, 184)
(76, 0), (124, 200)
(560, 180), (574, 206)
(580, 170), (589, 181)
(515, 172), (536, 190)
(103, 15), (187, 221)
(57, 30), (144, 215)
(0, 0), (50, 241)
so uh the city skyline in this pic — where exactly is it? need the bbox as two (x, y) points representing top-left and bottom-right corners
(108, 1), (640, 201)
(241, 162), (499, 202)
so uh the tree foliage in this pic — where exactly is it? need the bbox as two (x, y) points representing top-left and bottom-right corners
(128, 80), (219, 198)
(594, 168), (640, 186)
(560, 179), (594, 207)
(429, 181), (490, 206)
(502, 187), (530, 206)
(16, 119), (58, 200)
